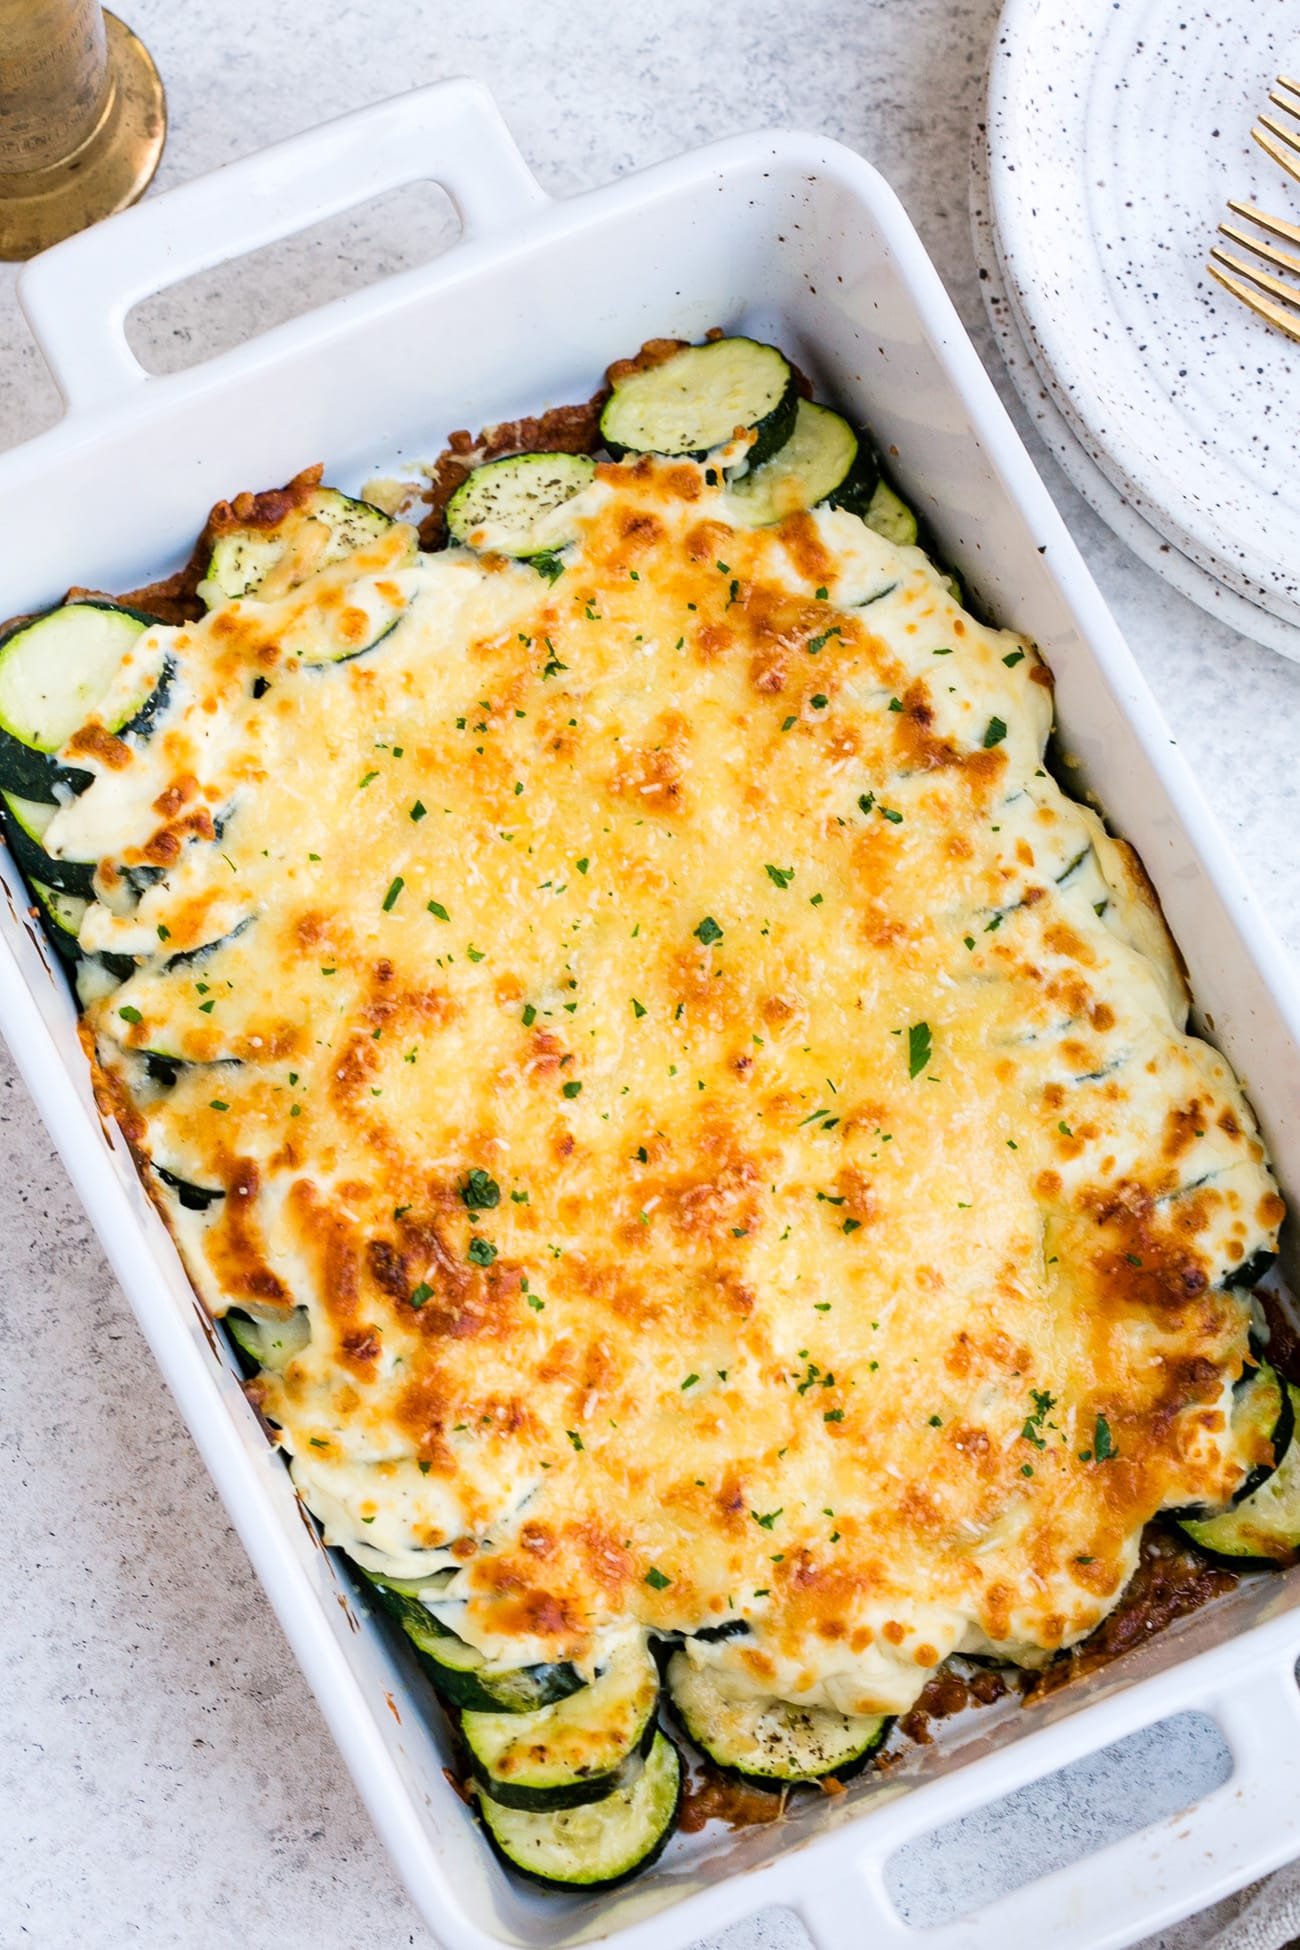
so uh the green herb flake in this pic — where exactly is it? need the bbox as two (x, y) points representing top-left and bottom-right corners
(209, 1099), (229, 1113)
(462, 1168), (500, 1211)
(1003, 649), (1026, 667)
(983, 716), (1008, 749)
(880, 805), (903, 823)
(359, 770), (379, 788)
(631, 997), (647, 1019)
(522, 1003), (537, 1027)
(410, 1281), (434, 1308)
(198, 999), (216, 1014)
(806, 625), (842, 655)
(751, 1509), (782, 1530)
(888, 697), (904, 713)
(694, 915), (723, 946)
(426, 899), (450, 922)
(681, 1373), (699, 1390)
(561, 1079), (583, 1099)
(527, 1294), (544, 1311)
(576, 857), (589, 875)
(118, 1004), (143, 1025)
(382, 876), (404, 912)
(466, 945), (485, 963)
(765, 863), (795, 889)
(810, 693), (829, 709)
(409, 800), (427, 823)
(824, 1408), (844, 1423)
(907, 1021), (932, 1078)
(566, 1428), (584, 1450)
(1094, 1414), (1117, 1461)
(532, 551), (565, 583)
(156, 924), (170, 942)
(644, 1566), (672, 1590)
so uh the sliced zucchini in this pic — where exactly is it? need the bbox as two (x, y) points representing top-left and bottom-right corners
(155, 1163), (226, 1212)
(446, 454), (596, 558)
(666, 1650), (888, 1786)
(728, 400), (878, 525)
(29, 879), (87, 962)
(0, 603), (164, 801)
(462, 1634), (659, 1810)
(1177, 1381), (1300, 1565)
(1, 788), (97, 897)
(863, 480), (919, 549)
(204, 488), (403, 604)
(225, 1306), (309, 1371)
(365, 1578), (584, 1715)
(1224, 1247), (1278, 1289)
(601, 337), (797, 467)
(479, 1729), (682, 1890)
(1166, 1358), (1293, 1520)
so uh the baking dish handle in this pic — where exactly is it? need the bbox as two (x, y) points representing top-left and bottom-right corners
(16, 77), (549, 415)
(796, 1651), (1300, 1950)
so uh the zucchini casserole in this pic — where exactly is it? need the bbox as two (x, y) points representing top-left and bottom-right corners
(3, 336), (1291, 1889)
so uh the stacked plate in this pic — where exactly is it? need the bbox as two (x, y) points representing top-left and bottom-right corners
(974, 0), (1300, 662)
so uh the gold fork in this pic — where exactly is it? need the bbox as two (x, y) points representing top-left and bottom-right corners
(1252, 74), (1300, 182)
(1207, 76), (1300, 342)
(1209, 200), (1300, 344)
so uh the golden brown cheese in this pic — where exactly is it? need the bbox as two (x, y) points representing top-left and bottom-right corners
(56, 459), (1283, 1716)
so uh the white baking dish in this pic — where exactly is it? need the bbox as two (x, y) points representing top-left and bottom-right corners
(6, 78), (1300, 1950)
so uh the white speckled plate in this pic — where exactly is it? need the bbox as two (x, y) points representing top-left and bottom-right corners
(971, 120), (1300, 661)
(986, 0), (1300, 642)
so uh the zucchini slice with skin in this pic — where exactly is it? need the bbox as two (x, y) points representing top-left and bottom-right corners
(666, 1649), (889, 1786)
(446, 454), (596, 558)
(1177, 1380), (1300, 1565)
(0, 602), (165, 801)
(863, 480), (919, 549)
(728, 400), (878, 525)
(225, 1306), (309, 1372)
(365, 1578), (585, 1715)
(1166, 1358), (1293, 1520)
(601, 337), (797, 467)
(1, 788), (97, 898)
(462, 1633), (659, 1809)
(203, 487), (406, 604)
(479, 1729), (682, 1890)
(156, 1163), (226, 1212)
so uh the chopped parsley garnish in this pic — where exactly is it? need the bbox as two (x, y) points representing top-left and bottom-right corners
(118, 1005), (142, 1025)
(467, 1237), (497, 1266)
(880, 805), (903, 823)
(781, 714), (797, 731)
(382, 876), (404, 912)
(426, 899), (450, 922)
(751, 1509), (782, 1530)
(359, 770), (378, 788)
(566, 1429), (584, 1450)
(410, 1281), (434, 1308)
(409, 800), (427, 822)
(810, 693), (829, 709)
(561, 1079), (583, 1098)
(156, 924), (170, 941)
(858, 792), (875, 814)
(209, 1099), (229, 1112)
(806, 625), (842, 655)
(888, 697), (903, 713)
(765, 863), (795, 889)
(681, 1373), (699, 1390)
(462, 1169), (500, 1211)
(907, 1021), (932, 1078)
(694, 915), (723, 946)
(522, 1003), (537, 1026)
(526, 1294), (544, 1311)
(1021, 1388), (1055, 1450)
(466, 945), (485, 963)
(1094, 1414), (1117, 1461)
(983, 716), (1008, 748)
(532, 551), (565, 583)
(824, 1408), (844, 1423)
(1003, 649), (1026, 667)
(815, 586), (828, 600)
(631, 998), (647, 1019)
(576, 857), (589, 875)
(644, 1566), (672, 1590)
(842, 1217), (861, 1234)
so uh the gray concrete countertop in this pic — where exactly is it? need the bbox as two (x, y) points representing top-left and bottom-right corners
(1, 3), (1296, 1945)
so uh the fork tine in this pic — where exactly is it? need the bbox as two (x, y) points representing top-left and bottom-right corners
(1209, 244), (1300, 313)
(1257, 110), (1300, 152)
(1227, 197), (1300, 247)
(1270, 84), (1300, 115)
(1252, 122), (1300, 185)
(1217, 219), (1300, 278)
(1277, 74), (1300, 97)
(1208, 261), (1300, 344)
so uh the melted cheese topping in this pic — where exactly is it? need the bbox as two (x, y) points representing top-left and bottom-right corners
(60, 458), (1284, 1716)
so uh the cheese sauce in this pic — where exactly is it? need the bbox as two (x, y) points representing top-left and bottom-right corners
(59, 457), (1283, 1717)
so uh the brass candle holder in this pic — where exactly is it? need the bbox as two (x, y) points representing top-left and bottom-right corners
(0, 2), (166, 261)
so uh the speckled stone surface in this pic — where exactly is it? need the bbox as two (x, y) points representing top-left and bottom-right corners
(1, 4), (1298, 1946)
